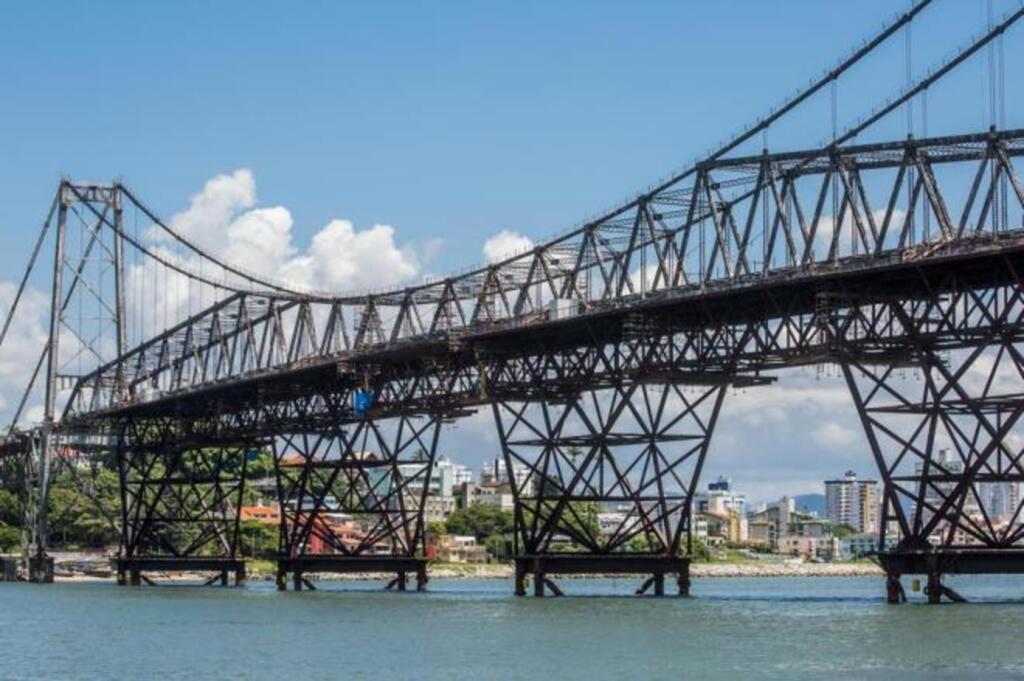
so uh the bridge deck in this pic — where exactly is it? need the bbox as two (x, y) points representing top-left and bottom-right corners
(69, 230), (1024, 424)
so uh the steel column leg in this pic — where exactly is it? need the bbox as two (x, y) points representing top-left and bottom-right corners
(416, 564), (428, 591)
(886, 573), (905, 604)
(514, 562), (527, 597)
(492, 381), (728, 592)
(926, 571), (942, 605)
(677, 570), (691, 597)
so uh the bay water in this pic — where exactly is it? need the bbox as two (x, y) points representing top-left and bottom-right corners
(4, 575), (1024, 679)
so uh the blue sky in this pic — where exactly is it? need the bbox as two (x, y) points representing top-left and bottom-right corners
(3, 0), (1017, 275)
(0, 0), (1020, 501)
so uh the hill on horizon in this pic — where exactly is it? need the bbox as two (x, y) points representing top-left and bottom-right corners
(793, 493), (826, 517)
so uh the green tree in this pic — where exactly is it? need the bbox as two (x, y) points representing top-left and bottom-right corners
(562, 501), (600, 540)
(626, 533), (657, 553)
(0, 489), (21, 527)
(831, 523), (857, 539)
(484, 533), (509, 560)
(686, 536), (710, 561)
(445, 506), (514, 540)
(522, 500), (600, 548)
(425, 520), (448, 537)
(239, 520), (279, 557)
(0, 523), (20, 552)
(624, 533), (709, 560)
(244, 450), (276, 479)
(47, 467), (121, 548)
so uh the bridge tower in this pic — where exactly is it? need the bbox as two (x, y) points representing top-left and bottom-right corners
(0, 181), (129, 581)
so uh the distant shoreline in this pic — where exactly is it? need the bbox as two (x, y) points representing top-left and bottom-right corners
(53, 561), (885, 583)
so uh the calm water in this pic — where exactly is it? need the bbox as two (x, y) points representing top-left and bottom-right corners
(4, 575), (1024, 679)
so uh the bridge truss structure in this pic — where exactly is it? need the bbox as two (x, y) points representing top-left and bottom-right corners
(3, 0), (1024, 601)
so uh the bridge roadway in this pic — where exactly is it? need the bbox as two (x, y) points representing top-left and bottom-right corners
(64, 227), (1024, 431)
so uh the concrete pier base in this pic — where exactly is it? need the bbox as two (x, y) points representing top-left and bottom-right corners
(275, 556), (429, 592)
(513, 554), (690, 597)
(28, 555), (54, 583)
(114, 557), (246, 586)
(879, 548), (1024, 604)
(1, 557), (18, 582)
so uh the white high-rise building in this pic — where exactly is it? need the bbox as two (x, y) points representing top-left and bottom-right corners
(982, 481), (1021, 522)
(825, 471), (878, 533)
(450, 460), (474, 486)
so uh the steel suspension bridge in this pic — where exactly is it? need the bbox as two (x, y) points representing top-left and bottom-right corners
(2, 0), (1024, 602)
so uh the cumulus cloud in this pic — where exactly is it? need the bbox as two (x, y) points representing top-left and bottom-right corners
(280, 219), (418, 292)
(813, 209), (907, 257)
(152, 169), (257, 256)
(157, 169), (424, 293)
(483, 230), (533, 263)
(0, 283), (50, 417)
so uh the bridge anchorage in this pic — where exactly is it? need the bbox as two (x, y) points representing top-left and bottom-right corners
(3, 0), (1024, 601)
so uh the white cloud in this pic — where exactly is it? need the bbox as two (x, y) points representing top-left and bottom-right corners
(154, 169), (257, 256)
(812, 421), (859, 448)
(482, 230), (533, 263)
(0, 283), (49, 418)
(122, 168), (432, 335)
(159, 168), (424, 293)
(726, 374), (852, 426)
(222, 206), (296, 278)
(280, 219), (418, 292)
